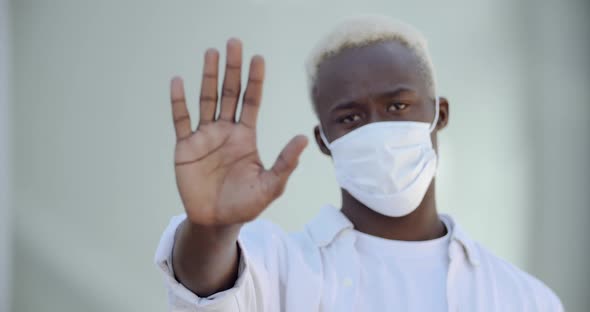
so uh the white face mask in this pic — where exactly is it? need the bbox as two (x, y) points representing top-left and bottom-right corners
(320, 98), (439, 217)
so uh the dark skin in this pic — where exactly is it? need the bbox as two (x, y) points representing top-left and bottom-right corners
(170, 39), (449, 297)
(313, 40), (449, 241)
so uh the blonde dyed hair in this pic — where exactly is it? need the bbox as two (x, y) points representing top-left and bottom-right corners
(305, 15), (436, 113)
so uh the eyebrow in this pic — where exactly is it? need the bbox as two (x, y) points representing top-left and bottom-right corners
(329, 101), (360, 113)
(328, 86), (417, 113)
(376, 87), (418, 100)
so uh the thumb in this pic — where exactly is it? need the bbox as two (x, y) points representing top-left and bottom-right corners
(261, 135), (308, 199)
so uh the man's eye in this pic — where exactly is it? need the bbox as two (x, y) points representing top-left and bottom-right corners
(340, 114), (361, 124)
(387, 102), (408, 112)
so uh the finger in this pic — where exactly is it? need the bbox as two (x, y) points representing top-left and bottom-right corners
(262, 135), (309, 198)
(170, 77), (192, 141)
(239, 55), (265, 128)
(198, 49), (219, 127)
(218, 38), (243, 122)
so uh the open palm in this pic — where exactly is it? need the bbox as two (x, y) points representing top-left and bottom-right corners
(170, 39), (308, 226)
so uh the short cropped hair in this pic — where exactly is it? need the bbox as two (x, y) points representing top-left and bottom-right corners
(305, 15), (436, 114)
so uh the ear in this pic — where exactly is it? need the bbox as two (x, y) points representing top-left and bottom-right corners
(313, 125), (331, 156)
(435, 96), (450, 131)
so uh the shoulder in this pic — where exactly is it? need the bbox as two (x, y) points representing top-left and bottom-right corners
(239, 205), (350, 255)
(238, 217), (320, 269)
(472, 242), (563, 311)
(237, 206), (349, 273)
(443, 214), (563, 311)
(239, 218), (315, 252)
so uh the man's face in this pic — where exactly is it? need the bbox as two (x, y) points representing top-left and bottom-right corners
(312, 41), (449, 155)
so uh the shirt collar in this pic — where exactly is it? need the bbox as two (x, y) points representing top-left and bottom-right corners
(305, 206), (481, 267)
(305, 205), (354, 247)
(440, 214), (481, 267)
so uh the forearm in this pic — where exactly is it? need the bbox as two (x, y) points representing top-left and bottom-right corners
(172, 219), (242, 297)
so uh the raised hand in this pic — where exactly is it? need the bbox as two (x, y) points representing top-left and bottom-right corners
(170, 38), (308, 226)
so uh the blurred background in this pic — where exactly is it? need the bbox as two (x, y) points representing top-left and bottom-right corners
(1, 0), (589, 311)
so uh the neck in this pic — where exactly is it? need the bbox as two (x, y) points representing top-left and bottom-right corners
(340, 181), (446, 241)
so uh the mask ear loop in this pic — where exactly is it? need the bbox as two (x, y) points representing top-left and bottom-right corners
(429, 96), (440, 133)
(319, 127), (331, 150)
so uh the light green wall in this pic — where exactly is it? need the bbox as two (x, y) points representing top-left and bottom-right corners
(1, 0), (12, 311)
(527, 1), (590, 311)
(10, 0), (588, 311)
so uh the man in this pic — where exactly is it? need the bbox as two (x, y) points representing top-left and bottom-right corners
(155, 15), (562, 311)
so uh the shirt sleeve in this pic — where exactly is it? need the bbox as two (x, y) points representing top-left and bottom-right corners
(154, 214), (270, 311)
(540, 282), (564, 312)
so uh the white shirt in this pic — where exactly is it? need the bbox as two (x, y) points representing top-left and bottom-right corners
(155, 205), (563, 311)
(353, 219), (450, 311)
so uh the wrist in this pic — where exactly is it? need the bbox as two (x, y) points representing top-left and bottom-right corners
(179, 219), (242, 246)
